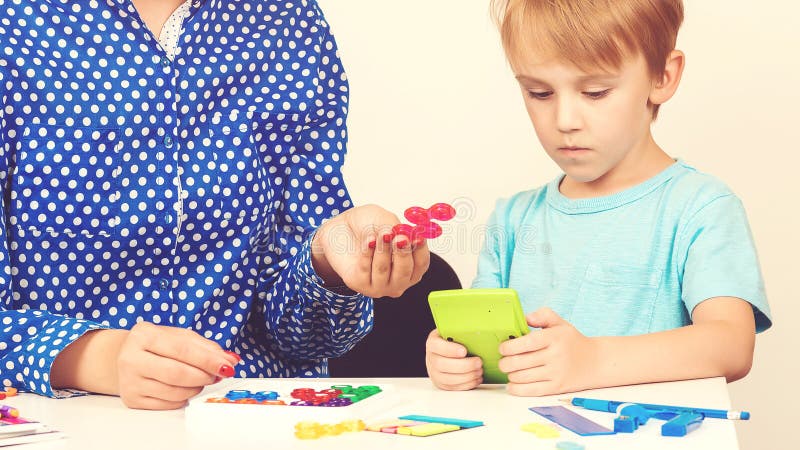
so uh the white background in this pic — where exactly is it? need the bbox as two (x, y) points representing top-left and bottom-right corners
(317, 1), (800, 448)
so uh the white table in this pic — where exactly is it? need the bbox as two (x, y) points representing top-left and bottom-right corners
(4, 377), (740, 450)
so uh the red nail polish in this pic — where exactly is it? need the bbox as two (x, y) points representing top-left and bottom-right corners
(368, 240), (377, 249)
(382, 233), (393, 243)
(396, 239), (409, 249)
(213, 376), (222, 384)
(223, 350), (242, 362)
(218, 364), (235, 378)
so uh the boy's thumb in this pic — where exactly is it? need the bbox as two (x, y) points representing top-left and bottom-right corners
(526, 307), (565, 329)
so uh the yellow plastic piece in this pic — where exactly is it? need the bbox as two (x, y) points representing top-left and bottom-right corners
(341, 420), (366, 432)
(294, 430), (321, 440)
(294, 420), (366, 439)
(3, 387), (18, 397)
(521, 422), (561, 438)
(407, 423), (460, 437)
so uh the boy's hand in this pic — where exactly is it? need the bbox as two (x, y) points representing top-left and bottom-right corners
(312, 204), (430, 298)
(498, 307), (598, 396)
(425, 329), (484, 391)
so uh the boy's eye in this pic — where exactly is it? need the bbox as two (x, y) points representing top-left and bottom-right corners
(527, 90), (553, 100)
(583, 89), (611, 99)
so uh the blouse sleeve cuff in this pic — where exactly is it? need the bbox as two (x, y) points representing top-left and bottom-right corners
(293, 236), (370, 308)
(25, 316), (108, 398)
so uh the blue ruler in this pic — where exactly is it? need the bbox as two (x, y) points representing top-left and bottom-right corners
(530, 406), (615, 436)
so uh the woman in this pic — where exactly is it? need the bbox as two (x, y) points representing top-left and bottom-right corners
(0, 0), (427, 409)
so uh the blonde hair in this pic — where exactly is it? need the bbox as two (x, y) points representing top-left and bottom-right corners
(491, 0), (683, 118)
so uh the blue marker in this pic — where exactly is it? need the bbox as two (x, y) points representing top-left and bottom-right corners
(562, 397), (750, 420)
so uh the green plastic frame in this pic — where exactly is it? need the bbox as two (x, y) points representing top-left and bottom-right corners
(428, 288), (530, 384)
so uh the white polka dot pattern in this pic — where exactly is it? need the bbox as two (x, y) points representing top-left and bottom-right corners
(158, 0), (192, 61)
(0, 0), (373, 397)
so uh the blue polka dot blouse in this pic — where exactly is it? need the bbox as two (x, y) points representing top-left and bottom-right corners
(0, 0), (374, 397)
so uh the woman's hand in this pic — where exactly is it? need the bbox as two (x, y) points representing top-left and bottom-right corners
(312, 204), (430, 298)
(51, 322), (241, 410)
(116, 322), (241, 409)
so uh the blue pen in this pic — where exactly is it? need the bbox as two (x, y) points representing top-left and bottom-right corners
(562, 397), (750, 420)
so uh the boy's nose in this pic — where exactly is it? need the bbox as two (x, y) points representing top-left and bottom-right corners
(556, 98), (583, 133)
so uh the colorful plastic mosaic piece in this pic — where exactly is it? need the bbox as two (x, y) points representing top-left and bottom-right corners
(382, 202), (456, 244)
(294, 421), (323, 440)
(293, 419), (366, 440)
(556, 441), (586, 450)
(206, 385), (381, 407)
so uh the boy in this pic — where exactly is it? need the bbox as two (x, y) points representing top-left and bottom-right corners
(426, 0), (772, 396)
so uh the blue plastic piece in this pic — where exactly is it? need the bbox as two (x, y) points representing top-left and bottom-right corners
(662, 413), (704, 437)
(252, 391), (279, 401)
(224, 389), (252, 400)
(397, 415), (484, 429)
(556, 442), (585, 450)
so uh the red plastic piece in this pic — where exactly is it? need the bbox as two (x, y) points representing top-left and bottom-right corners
(428, 202), (456, 221)
(391, 224), (415, 239)
(404, 206), (430, 225)
(413, 222), (442, 239)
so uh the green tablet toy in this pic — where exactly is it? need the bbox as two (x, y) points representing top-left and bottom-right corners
(428, 288), (530, 384)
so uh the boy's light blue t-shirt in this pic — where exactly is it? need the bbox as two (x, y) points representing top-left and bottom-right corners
(472, 160), (772, 335)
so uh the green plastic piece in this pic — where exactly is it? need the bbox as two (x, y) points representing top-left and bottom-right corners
(356, 385), (381, 395)
(331, 385), (353, 394)
(428, 288), (530, 383)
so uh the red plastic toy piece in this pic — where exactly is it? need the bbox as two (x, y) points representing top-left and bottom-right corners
(428, 202), (456, 221)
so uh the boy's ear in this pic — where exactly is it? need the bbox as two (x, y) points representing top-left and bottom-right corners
(650, 50), (685, 106)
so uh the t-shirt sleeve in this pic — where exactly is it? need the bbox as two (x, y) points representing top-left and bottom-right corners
(678, 194), (772, 332)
